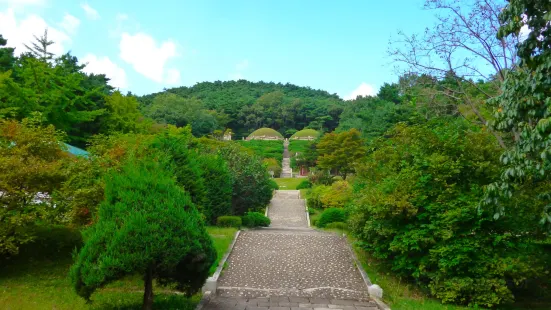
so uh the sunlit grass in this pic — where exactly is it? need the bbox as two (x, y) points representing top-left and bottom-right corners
(0, 226), (237, 309)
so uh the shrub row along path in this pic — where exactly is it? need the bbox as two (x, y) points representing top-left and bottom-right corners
(202, 190), (378, 310)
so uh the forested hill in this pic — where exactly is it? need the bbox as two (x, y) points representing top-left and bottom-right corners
(137, 80), (346, 139)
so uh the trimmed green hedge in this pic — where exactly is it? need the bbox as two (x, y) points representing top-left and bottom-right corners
(242, 212), (271, 228)
(317, 208), (346, 228)
(216, 216), (242, 228)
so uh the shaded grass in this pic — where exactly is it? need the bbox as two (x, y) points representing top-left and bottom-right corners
(274, 178), (303, 190)
(0, 226), (236, 309)
(206, 226), (238, 275)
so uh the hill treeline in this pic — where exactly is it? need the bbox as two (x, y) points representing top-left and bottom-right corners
(137, 80), (345, 139)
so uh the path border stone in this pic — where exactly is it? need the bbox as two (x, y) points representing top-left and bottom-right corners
(199, 229), (241, 307)
(344, 234), (391, 310)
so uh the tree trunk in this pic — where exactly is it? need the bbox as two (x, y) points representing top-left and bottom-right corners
(142, 266), (154, 310)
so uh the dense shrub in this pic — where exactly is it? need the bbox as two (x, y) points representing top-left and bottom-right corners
(296, 180), (312, 189)
(350, 119), (546, 307)
(217, 216), (242, 228)
(218, 143), (274, 215)
(308, 169), (334, 185)
(16, 225), (82, 259)
(317, 208), (346, 228)
(307, 185), (331, 209)
(197, 154), (233, 224)
(320, 181), (352, 208)
(242, 212), (271, 228)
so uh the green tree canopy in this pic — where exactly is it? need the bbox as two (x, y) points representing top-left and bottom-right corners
(70, 157), (216, 310)
(316, 129), (366, 179)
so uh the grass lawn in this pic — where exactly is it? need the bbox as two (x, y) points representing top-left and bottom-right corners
(0, 226), (237, 310)
(274, 177), (304, 190)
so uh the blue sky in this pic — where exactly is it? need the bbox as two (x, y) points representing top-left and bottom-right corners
(0, 0), (437, 99)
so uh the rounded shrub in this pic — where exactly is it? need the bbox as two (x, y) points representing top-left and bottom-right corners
(216, 216), (242, 228)
(242, 212), (271, 228)
(296, 180), (312, 189)
(317, 208), (346, 228)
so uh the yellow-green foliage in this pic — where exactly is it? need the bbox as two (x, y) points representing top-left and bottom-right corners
(308, 181), (351, 209)
(321, 181), (352, 208)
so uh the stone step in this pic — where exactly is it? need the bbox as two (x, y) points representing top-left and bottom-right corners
(203, 295), (378, 310)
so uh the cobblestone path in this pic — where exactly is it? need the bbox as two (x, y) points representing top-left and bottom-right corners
(268, 190), (307, 228)
(202, 190), (375, 310)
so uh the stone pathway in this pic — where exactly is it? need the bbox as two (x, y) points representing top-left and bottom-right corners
(202, 190), (375, 310)
(281, 140), (292, 178)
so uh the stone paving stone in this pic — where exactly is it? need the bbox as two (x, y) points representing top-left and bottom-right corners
(202, 191), (379, 310)
(330, 300), (356, 305)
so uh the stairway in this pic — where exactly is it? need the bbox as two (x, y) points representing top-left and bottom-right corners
(280, 140), (293, 178)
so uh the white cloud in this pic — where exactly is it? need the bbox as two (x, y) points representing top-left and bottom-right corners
(119, 32), (180, 84)
(165, 68), (181, 85)
(81, 3), (99, 20)
(59, 14), (80, 34)
(81, 54), (128, 89)
(344, 82), (376, 100)
(0, 8), (70, 56)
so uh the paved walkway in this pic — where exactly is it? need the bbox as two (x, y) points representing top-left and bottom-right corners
(202, 190), (375, 310)
(281, 140), (292, 178)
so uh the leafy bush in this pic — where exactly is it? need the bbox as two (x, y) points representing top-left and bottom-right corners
(296, 180), (312, 189)
(241, 212), (271, 228)
(325, 222), (347, 231)
(218, 143), (274, 215)
(308, 169), (334, 185)
(317, 208), (346, 228)
(197, 154), (232, 224)
(307, 185), (331, 209)
(350, 119), (546, 307)
(320, 180), (352, 208)
(217, 216), (242, 228)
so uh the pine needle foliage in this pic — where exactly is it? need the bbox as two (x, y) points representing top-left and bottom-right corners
(70, 157), (215, 309)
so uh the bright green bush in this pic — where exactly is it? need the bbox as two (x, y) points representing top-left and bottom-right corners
(216, 216), (242, 228)
(296, 180), (312, 189)
(307, 185), (330, 209)
(241, 212), (271, 228)
(317, 208), (346, 228)
(350, 119), (546, 307)
(219, 143), (274, 215)
(197, 154), (232, 224)
(70, 158), (215, 309)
